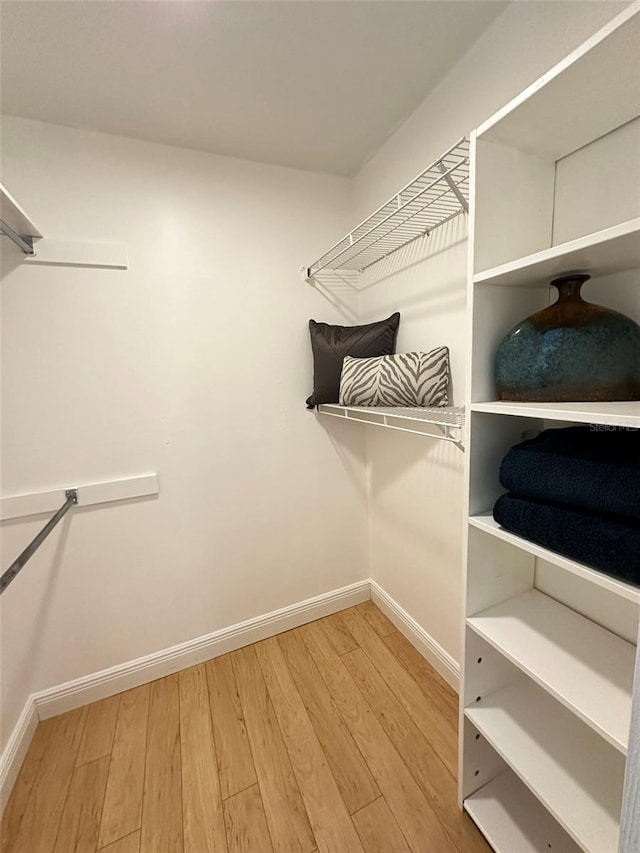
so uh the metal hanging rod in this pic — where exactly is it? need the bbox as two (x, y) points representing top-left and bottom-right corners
(0, 489), (78, 595)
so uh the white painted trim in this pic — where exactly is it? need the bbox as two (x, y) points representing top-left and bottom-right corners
(370, 580), (460, 691)
(33, 580), (371, 720)
(1, 578), (461, 815)
(1, 581), (363, 814)
(1, 474), (159, 520)
(25, 239), (128, 269)
(0, 699), (38, 815)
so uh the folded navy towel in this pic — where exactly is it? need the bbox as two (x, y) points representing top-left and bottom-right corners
(493, 493), (640, 585)
(500, 426), (640, 521)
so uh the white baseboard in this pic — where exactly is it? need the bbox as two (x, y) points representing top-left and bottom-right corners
(0, 698), (38, 814)
(33, 580), (371, 720)
(0, 579), (370, 815)
(1, 577), (460, 816)
(370, 580), (460, 691)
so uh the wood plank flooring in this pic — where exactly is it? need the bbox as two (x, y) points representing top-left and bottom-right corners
(1, 603), (490, 853)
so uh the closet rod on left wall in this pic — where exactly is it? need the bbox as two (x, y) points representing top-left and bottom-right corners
(0, 489), (78, 595)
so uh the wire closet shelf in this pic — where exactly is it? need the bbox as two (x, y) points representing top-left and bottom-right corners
(303, 137), (470, 282)
(317, 404), (465, 445)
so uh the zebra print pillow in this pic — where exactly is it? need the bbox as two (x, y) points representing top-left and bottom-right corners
(339, 348), (449, 407)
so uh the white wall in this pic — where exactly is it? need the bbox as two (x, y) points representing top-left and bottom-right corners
(355, 0), (629, 664)
(0, 116), (368, 752)
(0, 2), (632, 755)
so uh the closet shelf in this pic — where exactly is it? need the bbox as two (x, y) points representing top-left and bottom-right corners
(463, 8), (640, 848)
(464, 770), (582, 853)
(467, 588), (634, 753)
(474, 218), (640, 287)
(317, 404), (464, 443)
(469, 514), (640, 604)
(0, 181), (128, 269)
(471, 399), (640, 428)
(465, 682), (625, 853)
(0, 182), (41, 254)
(303, 138), (469, 281)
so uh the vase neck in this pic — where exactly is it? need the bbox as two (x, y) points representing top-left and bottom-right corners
(551, 274), (590, 302)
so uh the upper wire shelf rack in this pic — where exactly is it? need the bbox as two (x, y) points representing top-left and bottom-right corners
(303, 137), (470, 282)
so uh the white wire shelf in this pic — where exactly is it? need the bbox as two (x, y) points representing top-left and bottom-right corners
(317, 404), (465, 445)
(303, 138), (470, 281)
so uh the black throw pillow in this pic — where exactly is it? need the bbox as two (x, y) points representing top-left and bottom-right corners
(306, 312), (400, 408)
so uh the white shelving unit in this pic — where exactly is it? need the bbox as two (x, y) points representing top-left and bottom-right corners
(464, 770), (582, 853)
(316, 404), (464, 444)
(461, 5), (640, 851)
(468, 589), (634, 753)
(466, 682), (625, 853)
(303, 137), (469, 285)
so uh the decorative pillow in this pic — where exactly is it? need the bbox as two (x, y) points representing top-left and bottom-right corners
(306, 312), (400, 408)
(339, 348), (449, 407)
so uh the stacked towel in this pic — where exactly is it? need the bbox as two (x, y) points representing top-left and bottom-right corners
(499, 426), (640, 519)
(493, 426), (640, 584)
(494, 494), (640, 583)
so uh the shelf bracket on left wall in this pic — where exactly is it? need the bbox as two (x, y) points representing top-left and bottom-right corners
(0, 217), (36, 255)
(0, 181), (128, 270)
(23, 239), (128, 270)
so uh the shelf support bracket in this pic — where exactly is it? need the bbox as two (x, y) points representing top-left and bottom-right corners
(437, 161), (469, 213)
(0, 218), (35, 255)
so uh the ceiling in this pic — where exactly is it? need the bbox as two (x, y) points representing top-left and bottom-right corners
(0, 1), (507, 177)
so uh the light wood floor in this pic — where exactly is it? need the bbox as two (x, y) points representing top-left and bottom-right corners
(1, 602), (490, 853)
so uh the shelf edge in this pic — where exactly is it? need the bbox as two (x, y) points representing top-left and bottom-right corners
(468, 514), (640, 603)
(470, 401), (640, 428)
(467, 590), (632, 754)
(474, 217), (640, 286)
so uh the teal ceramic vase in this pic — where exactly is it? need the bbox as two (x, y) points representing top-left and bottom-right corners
(495, 274), (640, 402)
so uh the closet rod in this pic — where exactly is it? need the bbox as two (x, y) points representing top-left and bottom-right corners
(0, 489), (77, 595)
(0, 218), (35, 255)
